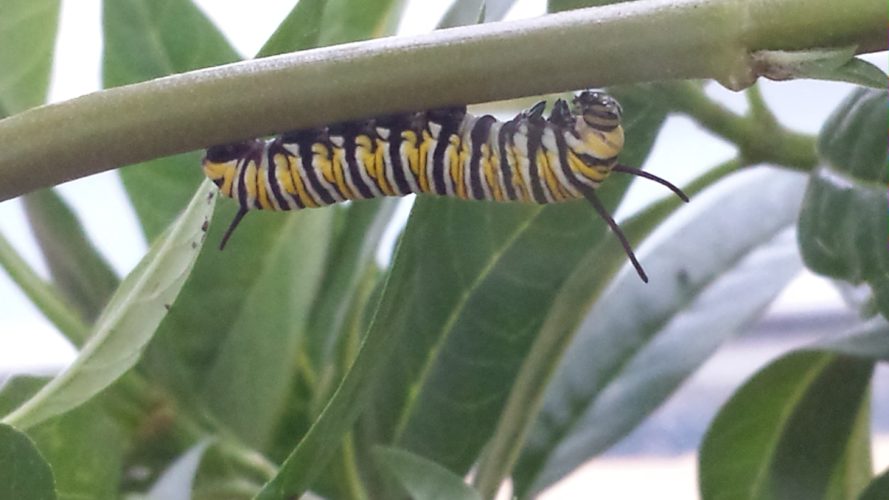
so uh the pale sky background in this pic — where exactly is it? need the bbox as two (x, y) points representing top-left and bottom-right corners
(0, 1), (885, 497)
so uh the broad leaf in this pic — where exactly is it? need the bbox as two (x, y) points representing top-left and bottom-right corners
(699, 350), (875, 500)
(0, 423), (56, 500)
(374, 446), (483, 500)
(0, 0), (60, 115)
(2, 180), (216, 430)
(515, 168), (808, 495)
(29, 402), (124, 500)
(798, 88), (889, 320)
(859, 469), (889, 500)
(102, 0), (240, 239)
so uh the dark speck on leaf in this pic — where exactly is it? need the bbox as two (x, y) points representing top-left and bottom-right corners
(191, 241), (198, 249)
(163, 304), (171, 311)
(201, 220), (209, 232)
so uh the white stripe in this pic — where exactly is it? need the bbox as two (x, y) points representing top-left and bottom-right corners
(542, 127), (581, 198)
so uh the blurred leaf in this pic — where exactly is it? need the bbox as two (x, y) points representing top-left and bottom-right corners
(798, 88), (889, 320)
(0, 423), (56, 500)
(199, 208), (332, 449)
(146, 440), (212, 500)
(0, 376), (48, 415)
(374, 446), (482, 500)
(0, 0), (60, 115)
(257, 0), (327, 57)
(102, 0), (240, 239)
(440, 0), (518, 28)
(859, 469), (889, 500)
(1, 180), (216, 430)
(699, 348), (876, 500)
(514, 169), (807, 495)
(29, 402), (124, 500)
(303, 200), (397, 379)
(818, 316), (889, 360)
(751, 47), (889, 89)
(23, 189), (120, 325)
(317, 0), (403, 45)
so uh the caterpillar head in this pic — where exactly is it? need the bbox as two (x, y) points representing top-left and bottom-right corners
(202, 139), (264, 190)
(573, 91), (622, 131)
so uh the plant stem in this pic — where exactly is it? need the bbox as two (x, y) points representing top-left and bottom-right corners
(0, 0), (881, 201)
(0, 231), (89, 345)
(660, 81), (818, 169)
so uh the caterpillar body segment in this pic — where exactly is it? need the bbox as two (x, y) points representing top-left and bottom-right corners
(202, 91), (689, 282)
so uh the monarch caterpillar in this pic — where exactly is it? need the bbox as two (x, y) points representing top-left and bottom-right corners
(203, 91), (688, 282)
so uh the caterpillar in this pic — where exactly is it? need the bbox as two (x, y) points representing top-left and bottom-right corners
(202, 91), (688, 282)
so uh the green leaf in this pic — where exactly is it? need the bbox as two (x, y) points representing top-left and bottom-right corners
(29, 402), (124, 500)
(374, 446), (483, 500)
(257, 0), (327, 57)
(0, 376), (49, 416)
(23, 189), (120, 324)
(199, 208), (332, 449)
(547, 0), (621, 13)
(102, 0), (240, 239)
(798, 88), (889, 320)
(317, 0), (404, 46)
(303, 199), (398, 378)
(0, 0), (60, 115)
(0, 423), (56, 500)
(1, 180), (216, 430)
(698, 343), (880, 500)
(751, 47), (889, 89)
(514, 168), (808, 495)
(859, 469), (889, 500)
(146, 440), (212, 500)
(439, 0), (518, 28)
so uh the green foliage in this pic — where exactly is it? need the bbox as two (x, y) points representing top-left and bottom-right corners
(0, 1), (885, 499)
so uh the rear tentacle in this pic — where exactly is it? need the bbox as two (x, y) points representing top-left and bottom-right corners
(219, 207), (248, 250)
(579, 185), (648, 283)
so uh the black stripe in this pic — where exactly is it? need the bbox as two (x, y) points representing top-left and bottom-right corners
(298, 138), (336, 205)
(270, 142), (305, 209)
(428, 107), (466, 195)
(498, 121), (517, 200)
(387, 126), (412, 195)
(577, 152), (617, 166)
(525, 121), (548, 204)
(554, 128), (588, 193)
(236, 156), (252, 209)
(343, 135), (374, 199)
(265, 143), (291, 210)
(468, 115), (496, 200)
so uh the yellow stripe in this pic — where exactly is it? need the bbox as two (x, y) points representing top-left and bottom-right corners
(455, 139), (469, 199)
(313, 143), (336, 184)
(274, 154), (297, 196)
(482, 144), (502, 201)
(256, 165), (273, 209)
(508, 146), (528, 202)
(220, 163), (236, 197)
(402, 130), (421, 179)
(374, 138), (396, 196)
(538, 150), (564, 202)
(568, 152), (607, 182)
(417, 130), (431, 193)
(287, 153), (319, 208)
(331, 146), (354, 199)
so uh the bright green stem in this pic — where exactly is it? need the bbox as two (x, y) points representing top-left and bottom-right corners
(661, 81), (818, 169)
(472, 157), (742, 498)
(0, 231), (89, 345)
(0, 0), (881, 202)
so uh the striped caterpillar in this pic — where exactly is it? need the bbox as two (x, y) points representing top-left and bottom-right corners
(202, 91), (688, 282)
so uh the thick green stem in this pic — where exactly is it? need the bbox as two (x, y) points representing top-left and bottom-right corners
(0, 0), (880, 202)
(661, 81), (818, 169)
